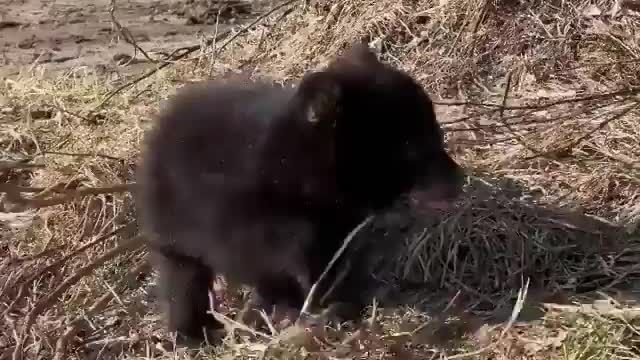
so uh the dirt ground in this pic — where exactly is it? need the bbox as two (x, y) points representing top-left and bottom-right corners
(0, 0), (254, 77)
(1, 0), (640, 358)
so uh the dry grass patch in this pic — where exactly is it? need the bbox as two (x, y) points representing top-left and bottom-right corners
(2, 0), (640, 359)
(237, 0), (640, 223)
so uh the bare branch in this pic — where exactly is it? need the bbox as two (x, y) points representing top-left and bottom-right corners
(298, 215), (374, 316)
(12, 234), (146, 360)
(108, 0), (156, 64)
(1, 223), (135, 319)
(94, 0), (302, 110)
(1, 183), (134, 211)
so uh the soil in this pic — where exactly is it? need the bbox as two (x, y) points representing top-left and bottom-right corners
(0, 0), (256, 77)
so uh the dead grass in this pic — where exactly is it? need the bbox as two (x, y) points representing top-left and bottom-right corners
(1, 0), (640, 359)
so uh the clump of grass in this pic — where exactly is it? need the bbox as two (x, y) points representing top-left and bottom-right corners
(2, 0), (640, 359)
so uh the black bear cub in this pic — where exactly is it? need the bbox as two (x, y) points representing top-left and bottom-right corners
(135, 43), (464, 344)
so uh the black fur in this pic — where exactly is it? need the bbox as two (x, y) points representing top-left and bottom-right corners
(135, 43), (464, 343)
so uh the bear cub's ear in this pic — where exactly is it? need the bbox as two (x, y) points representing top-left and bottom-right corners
(294, 71), (341, 128)
(341, 42), (380, 67)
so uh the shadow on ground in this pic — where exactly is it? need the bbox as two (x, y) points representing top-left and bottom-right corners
(347, 173), (640, 349)
(42, 171), (639, 358)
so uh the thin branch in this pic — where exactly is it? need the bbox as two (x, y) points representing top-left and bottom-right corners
(446, 279), (530, 359)
(36, 150), (122, 161)
(494, 71), (541, 156)
(109, 0), (156, 64)
(52, 293), (114, 360)
(1, 183), (134, 211)
(94, 0), (302, 110)
(7, 245), (67, 264)
(50, 102), (92, 123)
(12, 234), (146, 360)
(0, 161), (44, 172)
(433, 86), (640, 111)
(209, 308), (273, 340)
(299, 215), (374, 316)
(52, 258), (149, 360)
(524, 102), (639, 160)
(1, 223), (135, 319)
(0, 180), (111, 196)
(0, 186), (47, 193)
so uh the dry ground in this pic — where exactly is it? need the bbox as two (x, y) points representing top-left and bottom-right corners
(1, 0), (640, 359)
(0, 0), (256, 76)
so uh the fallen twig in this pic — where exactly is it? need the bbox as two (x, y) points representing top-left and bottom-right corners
(109, 0), (156, 64)
(1, 223), (135, 319)
(543, 302), (640, 316)
(299, 215), (374, 316)
(6, 244), (67, 264)
(1, 183), (134, 211)
(433, 86), (640, 110)
(94, 0), (302, 110)
(52, 257), (150, 360)
(36, 150), (123, 161)
(52, 293), (114, 360)
(524, 102), (639, 160)
(494, 71), (542, 156)
(0, 161), (44, 173)
(446, 278), (530, 359)
(12, 234), (146, 360)
(208, 289), (273, 341)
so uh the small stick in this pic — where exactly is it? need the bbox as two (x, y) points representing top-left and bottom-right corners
(37, 150), (122, 161)
(299, 215), (374, 316)
(109, 0), (156, 64)
(446, 278), (530, 359)
(51, 258), (149, 360)
(524, 102), (639, 160)
(432, 86), (640, 110)
(0, 161), (44, 172)
(94, 0), (302, 110)
(208, 308), (273, 340)
(12, 235), (146, 360)
(1, 223), (135, 319)
(318, 259), (351, 306)
(52, 292), (114, 360)
(1, 183), (134, 210)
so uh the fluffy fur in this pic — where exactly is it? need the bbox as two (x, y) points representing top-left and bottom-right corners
(135, 43), (464, 343)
